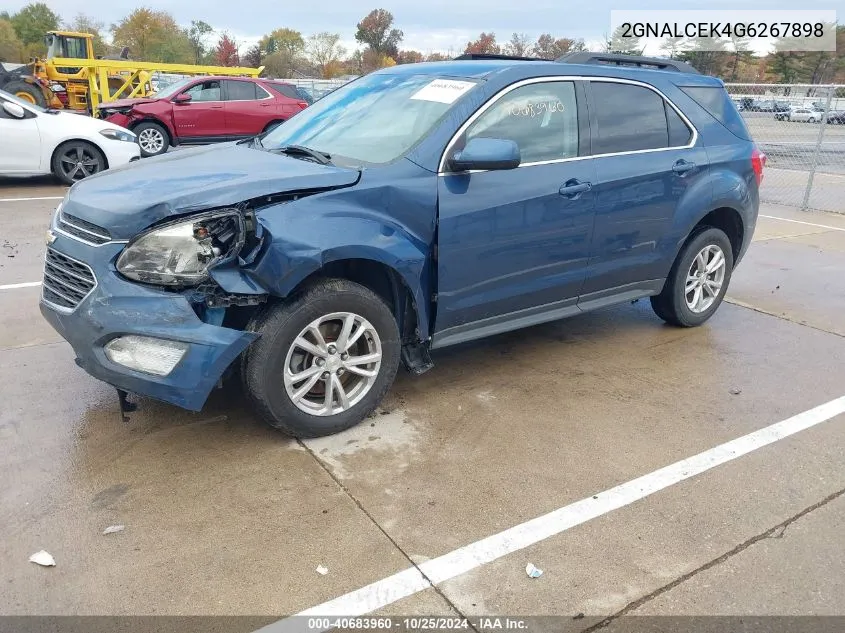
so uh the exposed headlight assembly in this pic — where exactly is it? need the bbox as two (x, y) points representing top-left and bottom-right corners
(100, 128), (137, 143)
(116, 210), (245, 287)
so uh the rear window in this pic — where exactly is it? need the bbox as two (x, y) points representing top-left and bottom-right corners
(269, 83), (299, 99)
(680, 86), (751, 141)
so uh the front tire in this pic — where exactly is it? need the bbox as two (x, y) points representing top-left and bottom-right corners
(134, 121), (169, 157)
(242, 279), (401, 438)
(5, 80), (47, 108)
(51, 141), (105, 185)
(651, 227), (734, 327)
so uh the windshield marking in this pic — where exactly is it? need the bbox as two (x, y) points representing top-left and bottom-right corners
(410, 79), (477, 104)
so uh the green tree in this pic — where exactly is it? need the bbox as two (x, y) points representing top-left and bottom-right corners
(260, 28), (304, 58)
(606, 25), (643, 55)
(0, 18), (23, 62)
(10, 2), (60, 46)
(659, 36), (685, 59)
(355, 9), (403, 58)
(679, 37), (730, 76)
(307, 32), (346, 78)
(111, 9), (193, 63)
(65, 14), (109, 57)
(504, 33), (531, 57)
(727, 35), (754, 81)
(185, 20), (213, 65)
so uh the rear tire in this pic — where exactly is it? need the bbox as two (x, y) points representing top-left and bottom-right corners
(262, 120), (284, 133)
(51, 141), (106, 185)
(651, 227), (734, 328)
(4, 81), (47, 108)
(242, 279), (401, 438)
(134, 121), (169, 157)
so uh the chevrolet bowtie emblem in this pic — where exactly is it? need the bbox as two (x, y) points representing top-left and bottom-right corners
(46, 230), (57, 245)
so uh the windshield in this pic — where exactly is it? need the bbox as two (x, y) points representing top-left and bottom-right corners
(261, 73), (479, 165)
(151, 77), (194, 99)
(0, 89), (46, 113)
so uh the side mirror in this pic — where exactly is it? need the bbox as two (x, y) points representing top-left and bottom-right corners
(2, 102), (27, 119)
(448, 137), (521, 172)
(173, 93), (192, 104)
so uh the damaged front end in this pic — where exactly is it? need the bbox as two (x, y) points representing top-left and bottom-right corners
(40, 202), (273, 418)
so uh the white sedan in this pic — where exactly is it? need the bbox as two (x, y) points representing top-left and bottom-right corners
(787, 107), (824, 123)
(0, 90), (140, 185)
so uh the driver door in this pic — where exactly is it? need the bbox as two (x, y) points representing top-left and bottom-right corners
(433, 80), (597, 346)
(171, 80), (227, 139)
(0, 100), (41, 173)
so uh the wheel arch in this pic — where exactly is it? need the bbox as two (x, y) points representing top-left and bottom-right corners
(130, 117), (174, 144)
(50, 138), (109, 172)
(277, 253), (428, 344)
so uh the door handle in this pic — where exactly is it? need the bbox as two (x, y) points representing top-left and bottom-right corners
(559, 180), (592, 199)
(210, 105), (223, 109)
(672, 159), (696, 175)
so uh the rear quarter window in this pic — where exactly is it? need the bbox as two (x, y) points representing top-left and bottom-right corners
(680, 86), (751, 141)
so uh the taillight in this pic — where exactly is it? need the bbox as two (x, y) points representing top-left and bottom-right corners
(298, 101), (308, 109)
(751, 147), (766, 185)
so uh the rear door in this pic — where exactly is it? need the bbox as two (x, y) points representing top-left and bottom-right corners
(434, 79), (597, 344)
(579, 79), (708, 300)
(172, 79), (226, 138)
(223, 80), (274, 136)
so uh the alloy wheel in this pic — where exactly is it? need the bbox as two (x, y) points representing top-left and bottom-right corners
(59, 146), (101, 181)
(684, 244), (726, 314)
(283, 312), (382, 416)
(138, 128), (165, 154)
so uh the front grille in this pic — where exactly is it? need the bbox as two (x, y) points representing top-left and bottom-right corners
(57, 212), (112, 245)
(42, 248), (97, 310)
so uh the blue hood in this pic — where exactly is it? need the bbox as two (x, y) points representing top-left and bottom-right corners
(62, 142), (361, 239)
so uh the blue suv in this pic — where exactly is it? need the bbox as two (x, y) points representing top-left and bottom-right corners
(40, 53), (765, 437)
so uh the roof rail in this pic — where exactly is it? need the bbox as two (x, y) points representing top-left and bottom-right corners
(555, 52), (699, 74)
(453, 53), (551, 62)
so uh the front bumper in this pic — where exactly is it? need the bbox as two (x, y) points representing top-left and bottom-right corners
(101, 136), (141, 168)
(39, 232), (258, 411)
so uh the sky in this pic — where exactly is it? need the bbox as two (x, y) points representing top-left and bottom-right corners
(8, 0), (844, 56)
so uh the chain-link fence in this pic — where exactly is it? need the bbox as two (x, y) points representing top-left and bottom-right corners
(725, 83), (845, 214)
(286, 78), (354, 101)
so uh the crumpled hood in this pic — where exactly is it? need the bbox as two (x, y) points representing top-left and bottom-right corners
(62, 143), (361, 239)
(98, 97), (156, 110)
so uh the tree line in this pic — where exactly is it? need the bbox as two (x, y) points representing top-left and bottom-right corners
(1, 3), (842, 83)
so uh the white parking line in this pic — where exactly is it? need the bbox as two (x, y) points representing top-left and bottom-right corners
(258, 395), (845, 631)
(0, 196), (64, 203)
(760, 215), (845, 233)
(0, 281), (41, 291)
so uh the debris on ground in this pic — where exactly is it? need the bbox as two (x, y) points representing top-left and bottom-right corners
(730, 388), (742, 395)
(525, 563), (543, 578)
(29, 550), (56, 567)
(573, 613), (585, 620)
(316, 565), (329, 575)
(102, 525), (125, 535)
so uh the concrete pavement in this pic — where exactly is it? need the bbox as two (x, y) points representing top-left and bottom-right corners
(1, 178), (844, 626)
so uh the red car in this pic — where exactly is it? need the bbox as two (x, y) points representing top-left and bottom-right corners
(98, 76), (309, 157)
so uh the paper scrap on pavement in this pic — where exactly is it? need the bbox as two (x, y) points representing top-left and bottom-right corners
(29, 550), (56, 567)
(103, 525), (125, 535)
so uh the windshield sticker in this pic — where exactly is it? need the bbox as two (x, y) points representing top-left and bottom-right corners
(410, 79), (476, 104)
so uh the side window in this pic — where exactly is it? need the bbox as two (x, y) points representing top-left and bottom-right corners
(665, 103), (693, 146)
(591, 82), (669, 154)
(463, 81), (579, 164)
(184, 80), (221, 102)
(226, 80), (258, 101)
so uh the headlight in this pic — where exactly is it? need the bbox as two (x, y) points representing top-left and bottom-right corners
(116, 210), (244, 287)
(100, 128), (136, 142)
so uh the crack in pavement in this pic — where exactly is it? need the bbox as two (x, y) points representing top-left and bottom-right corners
(725, 298), (844, 339)
(297, 438), (477, 628)
(583, 486), (845, 630)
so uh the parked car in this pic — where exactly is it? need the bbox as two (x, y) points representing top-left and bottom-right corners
(826, 110), (845, 124)
(0, 89), (139, 185)
(41, 53), (764, 438)
(98, 76), (309, 157)
(784, 107), (823, 123)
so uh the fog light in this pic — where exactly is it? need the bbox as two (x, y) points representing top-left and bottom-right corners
(104, 336), (188, 376)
